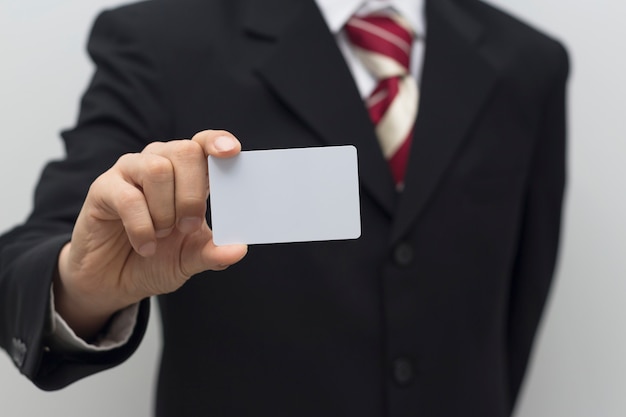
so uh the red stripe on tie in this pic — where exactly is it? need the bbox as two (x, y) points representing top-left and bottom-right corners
(388, 130), (413, 185)
(365, 16), (413, 47)
(345, 16), (412, 69)
(367, 78), (400, 125)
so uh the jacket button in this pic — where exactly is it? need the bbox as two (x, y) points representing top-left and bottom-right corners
(393, 243), (413, 266)
(392, 357), (414, 386)
(11, 338), (27, 369)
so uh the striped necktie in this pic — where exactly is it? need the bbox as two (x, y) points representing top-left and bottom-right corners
(345, 12), (418, 189)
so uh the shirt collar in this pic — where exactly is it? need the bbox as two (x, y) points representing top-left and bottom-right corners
(315, 0), (425, 36)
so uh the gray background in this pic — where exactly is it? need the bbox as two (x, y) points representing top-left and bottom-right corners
(1, 0), (624, 415)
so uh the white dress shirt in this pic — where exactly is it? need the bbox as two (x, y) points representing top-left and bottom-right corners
(50, 0), (427, 352)
(316, 0), (426, 97)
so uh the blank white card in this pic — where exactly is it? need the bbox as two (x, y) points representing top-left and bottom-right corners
(208, 146), (361, 245)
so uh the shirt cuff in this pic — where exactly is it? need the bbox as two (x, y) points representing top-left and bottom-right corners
(48, 287), (139, 352)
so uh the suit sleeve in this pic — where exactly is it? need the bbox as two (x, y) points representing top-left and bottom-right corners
(0, 7), (170, 390)
(506, 43), (570, 409)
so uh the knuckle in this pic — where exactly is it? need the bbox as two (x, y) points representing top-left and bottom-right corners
(86, 169), (121, 203)
(87, 172), (107, 195)
(144, 156), (173, 182)
(175, 139), (202, 156)
(142, 141), (165, 154)
(117, 186), (143, 207)
(190, 130), (211, 142)
(116, 152), (137, 166)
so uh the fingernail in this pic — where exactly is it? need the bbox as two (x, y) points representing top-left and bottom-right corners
(178, 217), (203, 234)
(214, 136), (236, 152)
(138, 242), (156, 257)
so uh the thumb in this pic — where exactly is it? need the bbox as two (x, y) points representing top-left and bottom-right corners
(180, 226), (248, 275)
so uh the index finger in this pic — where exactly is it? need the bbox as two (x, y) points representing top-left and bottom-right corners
(191, 130), (242, 159)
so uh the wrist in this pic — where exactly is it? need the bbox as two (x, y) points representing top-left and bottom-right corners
(54, 243), (133, 341)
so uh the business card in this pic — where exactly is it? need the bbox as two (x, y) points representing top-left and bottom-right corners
(208, 145), (361, 245)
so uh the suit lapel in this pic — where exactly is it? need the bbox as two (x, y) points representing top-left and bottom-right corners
(242, 0), (498, 232)
(390, 0), (498, 243)
(243, 0), (397, 216)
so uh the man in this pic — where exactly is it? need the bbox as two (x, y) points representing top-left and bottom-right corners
(0, 0), (568, 416)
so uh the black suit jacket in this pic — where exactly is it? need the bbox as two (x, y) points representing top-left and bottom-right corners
(0, 0), (568, 416)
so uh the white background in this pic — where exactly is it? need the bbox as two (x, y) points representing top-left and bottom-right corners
(1, 0), (624, 415)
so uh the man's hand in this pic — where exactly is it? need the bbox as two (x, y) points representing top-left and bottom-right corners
(54, 130), (248, 340)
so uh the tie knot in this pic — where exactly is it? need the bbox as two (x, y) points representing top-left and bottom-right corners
(345, 12), (414, 79)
